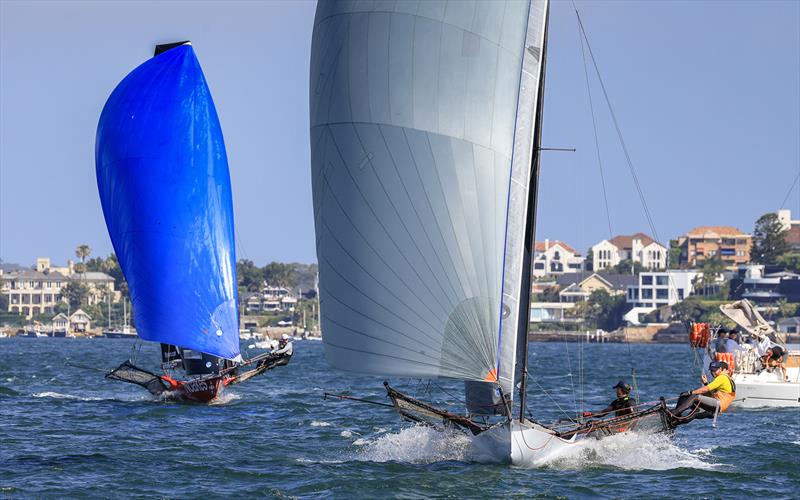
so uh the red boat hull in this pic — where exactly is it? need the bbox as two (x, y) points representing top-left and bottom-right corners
(174, 377), (224, 403)
(158, 374), (234, 403)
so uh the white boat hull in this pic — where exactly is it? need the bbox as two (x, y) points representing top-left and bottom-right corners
(732, 370), (800, 408)
(472, 419), (576, 466)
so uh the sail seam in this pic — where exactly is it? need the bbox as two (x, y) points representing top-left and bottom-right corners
(375, 125), (463, 307)
(400, 127), (471, 300)
(319, 195), (444, 336)
(353, 122), (458, 312)
(323, 124), (454, 320)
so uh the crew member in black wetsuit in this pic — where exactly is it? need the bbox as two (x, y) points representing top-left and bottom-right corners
(582, 380), (635, 418)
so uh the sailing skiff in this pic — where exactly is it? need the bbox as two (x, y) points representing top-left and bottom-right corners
(95, 41), (291, 403)
(310, 0), (682, 464)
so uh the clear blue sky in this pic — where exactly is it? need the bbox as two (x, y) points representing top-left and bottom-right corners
(1, 0), (798, 267)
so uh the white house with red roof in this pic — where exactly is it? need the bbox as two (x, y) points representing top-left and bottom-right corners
(590, 233), (666, 271)
(532, 239), (584, 278)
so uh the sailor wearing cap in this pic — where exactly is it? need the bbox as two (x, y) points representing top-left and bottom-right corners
(582, 380), (634, 419)
(670, 361), (736, 423)
(273, 333), (293, 356)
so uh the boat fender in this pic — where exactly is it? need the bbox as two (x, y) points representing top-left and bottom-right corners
(689, 323), (710, 348)
(715, 352), (736, 373)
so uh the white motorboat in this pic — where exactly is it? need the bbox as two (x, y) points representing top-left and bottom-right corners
(693, 300), (800, 409)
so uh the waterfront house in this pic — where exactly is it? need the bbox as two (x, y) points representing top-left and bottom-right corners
(52, 313), (69, 333)
(0, 257), (117, 319)
(69, 309), (92, 332)
(777, 317), (800, 335)
(554, 272), (638, 302)
(626, 270), (700, 309)
(0, 267), (70, 318)
(531, 239), (584, 277)
(589, 233), (666, 271)
(242, 284), (299, 314)
(530, 302), (576, 323)
(727, 265), (800, 304)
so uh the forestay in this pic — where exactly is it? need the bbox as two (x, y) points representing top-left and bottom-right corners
(310, 0), (547, 394)
(95, 44), (240, 360)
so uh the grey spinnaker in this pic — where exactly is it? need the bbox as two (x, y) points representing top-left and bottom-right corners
(310, 0), (546, 398)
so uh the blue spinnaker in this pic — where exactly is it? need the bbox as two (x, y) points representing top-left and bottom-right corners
(95, 44), (240, 360)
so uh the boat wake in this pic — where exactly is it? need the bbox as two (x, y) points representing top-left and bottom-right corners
(343, 424), (716, 471)
(538, 432), (717, 471)
(352, 426), (471, 464)
(31, 391), (105, 401)
(209, 392), (241, 405)
(31, 391), (153, 403)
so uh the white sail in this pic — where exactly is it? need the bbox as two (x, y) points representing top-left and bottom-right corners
(498, 0), (549, 396)
(310, 0), (547, 388)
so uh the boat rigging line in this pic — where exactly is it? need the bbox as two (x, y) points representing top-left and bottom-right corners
(573, 2), (645, 402)
(779, 171), (800, 212)
(574, 5), (661, 245)
(323, 392), (395, 408)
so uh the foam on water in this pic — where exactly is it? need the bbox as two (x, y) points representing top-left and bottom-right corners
(209, 392), (241, 405)
(353, 425), (471, 463)
(310, 420), (332, 427)
(31, 391), (104, 401)
(540, 432), (716, 471)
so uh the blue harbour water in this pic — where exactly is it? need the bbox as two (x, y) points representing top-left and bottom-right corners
(1, 338), (798, 498)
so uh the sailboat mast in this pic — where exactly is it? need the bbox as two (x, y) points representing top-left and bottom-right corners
(517, 0), (551, 422)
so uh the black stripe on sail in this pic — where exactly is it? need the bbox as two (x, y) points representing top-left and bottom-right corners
(154, 41), (191, 56)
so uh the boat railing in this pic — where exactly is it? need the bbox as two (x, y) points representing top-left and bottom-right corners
(734, 349), (760, 374)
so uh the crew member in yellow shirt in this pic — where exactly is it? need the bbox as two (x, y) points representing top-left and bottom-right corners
(670, 361), (736, 423)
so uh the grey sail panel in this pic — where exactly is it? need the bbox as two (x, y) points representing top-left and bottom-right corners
(496, 0), (549, 397)
(310, 1), (532, 381)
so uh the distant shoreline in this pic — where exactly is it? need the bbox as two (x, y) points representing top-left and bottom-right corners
(528, 330), (800, 345)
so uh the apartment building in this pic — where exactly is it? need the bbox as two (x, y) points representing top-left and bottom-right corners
(674, 226), (750, 267)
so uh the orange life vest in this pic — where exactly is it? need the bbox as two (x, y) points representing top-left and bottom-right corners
(711, 374), (736, 412)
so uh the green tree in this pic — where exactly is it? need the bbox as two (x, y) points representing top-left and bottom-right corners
(263, 262), (295, 287)
(614, 259), (644, 275)
(694, 256), (725, 296)
(237, 259), (264, 292)
(61, 281), (89, 310)
(102, 254), (128, 297)
(572, 289), (628, 330)
(751, 213), (789, 264)
(777, 252), (800, 273)
(75, 244), (92, 268)
(0, 292), (8, 311)
(776, 298), (798, 319)
(668, 240), (684, 269)
(84, 256), (105, 272)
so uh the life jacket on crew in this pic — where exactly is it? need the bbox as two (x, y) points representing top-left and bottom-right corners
(710, 373), (736, 412)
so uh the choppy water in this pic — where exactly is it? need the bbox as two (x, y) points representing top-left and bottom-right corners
(1, 338), (798, 498)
